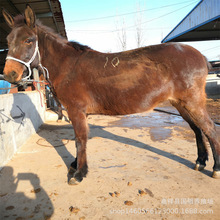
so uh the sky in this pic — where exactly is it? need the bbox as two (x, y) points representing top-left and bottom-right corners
(59, 0), (220, 61)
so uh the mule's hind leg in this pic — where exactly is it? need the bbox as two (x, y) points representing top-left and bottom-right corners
(171, 99), (220, 178)
(68, 109), (88, 185)
(170, 100), (208, 170)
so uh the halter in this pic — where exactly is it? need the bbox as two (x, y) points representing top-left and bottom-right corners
(6, 40), (49, 81)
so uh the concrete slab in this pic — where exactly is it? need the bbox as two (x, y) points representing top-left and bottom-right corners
(0, 110), (220, 220)
(0, 91), (45, 169)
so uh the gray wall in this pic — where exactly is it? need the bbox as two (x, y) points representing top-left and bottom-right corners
(0, 91), (45, 168)
(206, 74), (220, 98)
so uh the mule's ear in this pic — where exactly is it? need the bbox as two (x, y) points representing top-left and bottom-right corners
(24, 4), (36, 28)
(2, 8), (14, 28)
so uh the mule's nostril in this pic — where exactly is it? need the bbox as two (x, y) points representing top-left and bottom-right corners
(3, 71), (19, 83)
(11, 71), (18, 78)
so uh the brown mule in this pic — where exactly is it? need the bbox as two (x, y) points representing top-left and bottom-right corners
(2, 5), (220, 184)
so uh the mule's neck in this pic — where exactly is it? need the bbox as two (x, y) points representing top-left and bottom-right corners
(37, 26), (79, 85)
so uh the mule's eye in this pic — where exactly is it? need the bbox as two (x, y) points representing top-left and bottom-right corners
(24, 38), (32, 44)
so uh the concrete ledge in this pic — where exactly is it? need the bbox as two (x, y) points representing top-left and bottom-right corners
(0, 91), (45, 168)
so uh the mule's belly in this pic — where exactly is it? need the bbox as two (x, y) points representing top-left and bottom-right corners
(86, 88), (171, 116)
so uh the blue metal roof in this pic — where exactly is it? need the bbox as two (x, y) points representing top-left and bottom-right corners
(162, 0), (220, 43)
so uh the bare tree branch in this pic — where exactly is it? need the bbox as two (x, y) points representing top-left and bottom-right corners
(116, 18), (127, 51)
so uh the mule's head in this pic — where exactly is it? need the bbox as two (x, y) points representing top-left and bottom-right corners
(2, 5), (39, 83)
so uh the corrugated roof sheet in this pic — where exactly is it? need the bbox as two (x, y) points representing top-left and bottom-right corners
(162, 0), (220, 43)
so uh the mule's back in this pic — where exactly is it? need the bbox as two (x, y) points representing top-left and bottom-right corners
(83, 43), (208, 115)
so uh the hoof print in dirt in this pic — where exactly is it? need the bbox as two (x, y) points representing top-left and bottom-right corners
(69, 206), (80, 214)
(109, 192), (120, 197)
(124, 200), (133, 206)
(138, 189), (147, 196)
(109, 192), (115, 197)
(114, 191), (120, 197)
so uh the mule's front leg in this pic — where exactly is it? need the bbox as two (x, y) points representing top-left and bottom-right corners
(68, 110), (88, 185)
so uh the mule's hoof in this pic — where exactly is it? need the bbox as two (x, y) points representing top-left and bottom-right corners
(68, 177), (80, 185)
(212, 171), (220, 179)
(194, 163), (205, 171)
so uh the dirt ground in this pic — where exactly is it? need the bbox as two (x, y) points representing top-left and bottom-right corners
(0, 98), (220, 220)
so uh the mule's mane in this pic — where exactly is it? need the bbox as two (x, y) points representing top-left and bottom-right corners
(67, 41), (91, 51)
(13, 14), (91, 52)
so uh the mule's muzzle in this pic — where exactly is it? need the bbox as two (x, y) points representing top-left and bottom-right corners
(3, 59), (26, 83)
(3, 71), (19, 83)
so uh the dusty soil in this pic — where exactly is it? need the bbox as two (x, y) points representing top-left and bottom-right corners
(0, 99), (219, 220)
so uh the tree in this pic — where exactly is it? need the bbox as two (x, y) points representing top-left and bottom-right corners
(116, 18), (127, 51)
(135, 2), (144, 48)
